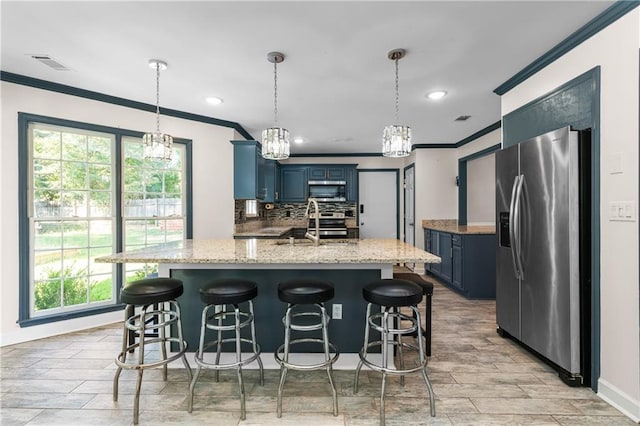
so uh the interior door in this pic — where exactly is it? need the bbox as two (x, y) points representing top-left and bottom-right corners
(358, 171), (397, 239)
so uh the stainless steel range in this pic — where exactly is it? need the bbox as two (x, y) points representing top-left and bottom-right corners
(307, 212), (347, 238)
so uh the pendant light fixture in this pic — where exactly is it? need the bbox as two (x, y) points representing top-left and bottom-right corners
(261, 51), (290, 160)
(382, 48), (412, 158)
(143, 59), (173, 161)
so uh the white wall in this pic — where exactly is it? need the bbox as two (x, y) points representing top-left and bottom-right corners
(501, 10), (640, 421)
(0, 82), (236, 345)
(467, 153), (495, 225)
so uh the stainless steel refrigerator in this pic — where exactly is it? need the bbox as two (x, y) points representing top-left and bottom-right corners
(495, 126), (591, 387)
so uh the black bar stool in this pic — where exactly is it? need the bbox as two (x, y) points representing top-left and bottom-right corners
(393, 272), (434, 357)
(113, 277), (192, 425)
(188, 278), (264, 420)
(274, 279), (339, 418)
(354, 278), (435, 425)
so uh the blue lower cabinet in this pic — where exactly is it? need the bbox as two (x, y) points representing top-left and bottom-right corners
(424, 228), (496, 299)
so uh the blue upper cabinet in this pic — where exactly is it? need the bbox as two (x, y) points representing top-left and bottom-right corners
(309, 166), (346, 180)
(263, 160), (280, 203)
(232, 140), (267, 200)
(280, 165), (308, 202)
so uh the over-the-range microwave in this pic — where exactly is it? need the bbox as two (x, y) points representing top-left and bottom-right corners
(308, 180), (347, 202)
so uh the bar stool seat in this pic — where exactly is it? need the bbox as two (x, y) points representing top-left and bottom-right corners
(392, 272), (434, 357)
(354, 278), (435, 425)
(274, 279), (339, 418)
(188, 278), (263, 420)
(113, 277), (192, 425)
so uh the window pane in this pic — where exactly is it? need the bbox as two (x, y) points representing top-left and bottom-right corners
(123, 168), (144, 192)
(33, 129), (61, 160)
(62, 132), (87, 161)
(124, 263), (158, 283)
(143, 169), (163, 194)
(90, 274), (113, 302)
(63, 275), (89, 307)
(33, 250), (62, 281)
(61, 162), (87, 190)
(89, 220), (113, 247)
(146, 222), (166, 244)
(89, 248), (113, 275)
(125, 220), (147, 246)
(34, 279), (61, 311)
(163, 171), (182, 193)
(34, 222), (62, 250)
(33, 159), (61, 189)
(89, 164), (111, 190)
(88, 136), (112, 164)
(165, 219), (184, 241)
(89, 191), (112, 217)
(62, 221), (88, 248)
(61, 191), (87, 217)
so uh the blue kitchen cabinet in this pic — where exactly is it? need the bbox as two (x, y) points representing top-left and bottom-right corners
(309, 166), (347, 180)
(424, 227), (496, 299)
(451, 234), (463, 290)
(280, 165), (308, 202)
(263, 160), (280, 203)
(232, 140), (266, 200)
(437, 231), (452, 282)
(346, 166), (358, 202)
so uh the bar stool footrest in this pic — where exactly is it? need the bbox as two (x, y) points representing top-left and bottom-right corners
(274, 338), (340, 371)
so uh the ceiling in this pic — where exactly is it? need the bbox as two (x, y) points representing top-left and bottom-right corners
(1, 1), (614, 155)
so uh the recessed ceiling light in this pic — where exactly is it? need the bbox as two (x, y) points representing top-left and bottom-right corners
(294, 137), (304, 144)
(206, 97), (223, 105)
(426, 90), (447, 100)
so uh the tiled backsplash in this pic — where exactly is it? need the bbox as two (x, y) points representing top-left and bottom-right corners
(234, 200), (357, 228)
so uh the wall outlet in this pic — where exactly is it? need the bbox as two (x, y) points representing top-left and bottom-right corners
(332, 303), (342, 320)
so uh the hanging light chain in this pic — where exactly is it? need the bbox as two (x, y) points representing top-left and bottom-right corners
(155, 63), (161, 132)
(273, 60), (279, 125)
(394, 57), (400, 124)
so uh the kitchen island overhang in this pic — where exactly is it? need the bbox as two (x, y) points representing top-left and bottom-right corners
(97, 238), (440, 369)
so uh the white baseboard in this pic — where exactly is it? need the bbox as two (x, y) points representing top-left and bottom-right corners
(0, 311), (122, 347)
(598, 378), (640, 423)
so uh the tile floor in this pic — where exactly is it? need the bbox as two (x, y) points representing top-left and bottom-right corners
(0, 276), (634, 425)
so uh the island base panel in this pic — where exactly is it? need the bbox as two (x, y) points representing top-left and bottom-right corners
(169, 268), (382, 354)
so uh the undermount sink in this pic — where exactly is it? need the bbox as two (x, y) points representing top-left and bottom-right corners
(274, 239), (358, 246)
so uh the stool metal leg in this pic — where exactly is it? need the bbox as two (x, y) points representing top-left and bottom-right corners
(188, 303), (210, 413)
(249, 301), (264, 386)
(354, 303), (372, 393)
(159, 304), (168, 381)
(413, 307), (435, 417)
(395, 307), (405, 387)
(233, 304), (247, 421)
(214, 305), (224, 382)
(320, 303), (338, 416)
(277, 304), (293, 418)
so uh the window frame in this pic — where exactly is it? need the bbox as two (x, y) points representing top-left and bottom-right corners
(18, 113), (193, 326)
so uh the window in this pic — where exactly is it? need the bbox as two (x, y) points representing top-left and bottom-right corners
(19, 114), (192, 325)
(122, 137), (186, 282)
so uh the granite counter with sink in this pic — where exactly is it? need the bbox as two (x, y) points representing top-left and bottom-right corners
(97, 238), (439, 368)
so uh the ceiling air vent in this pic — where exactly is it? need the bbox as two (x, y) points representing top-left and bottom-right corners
(455, 115), (471, 122)
(31, 55), (70, 71)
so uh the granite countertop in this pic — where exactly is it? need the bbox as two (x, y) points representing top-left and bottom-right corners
(96, 238), (441, 265)
(233, 226), (294, 238)
(422, 220), (495, 235)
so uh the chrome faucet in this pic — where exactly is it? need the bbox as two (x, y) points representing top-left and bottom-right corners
(304, 197), (320, 246)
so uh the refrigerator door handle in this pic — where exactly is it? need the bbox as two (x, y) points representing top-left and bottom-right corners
(508, 175), (521, 279)
(513, 174), (525, 279)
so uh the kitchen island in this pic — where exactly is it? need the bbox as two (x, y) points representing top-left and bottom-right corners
(97, 238), (440, 368)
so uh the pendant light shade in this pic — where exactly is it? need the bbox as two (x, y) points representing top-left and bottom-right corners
(262, 51), (290, 160)
(143, 59), (173, 161)
(382, 49), (412, 158)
